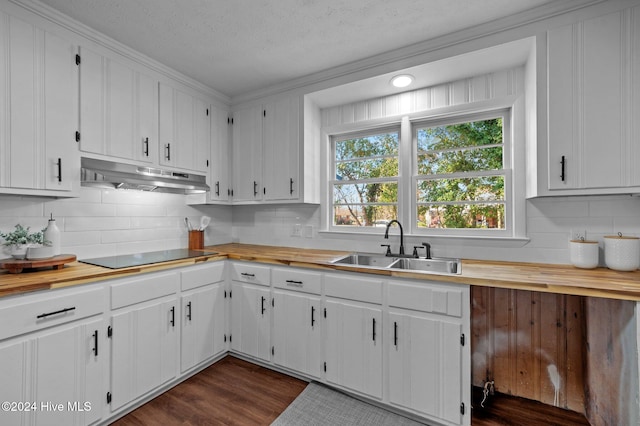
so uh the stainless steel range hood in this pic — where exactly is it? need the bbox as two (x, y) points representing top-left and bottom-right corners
(81, 157), (209, 194)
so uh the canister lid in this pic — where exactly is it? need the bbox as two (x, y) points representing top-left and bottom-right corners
(570, 239), (598, 244)
(604, 232), (639, 240)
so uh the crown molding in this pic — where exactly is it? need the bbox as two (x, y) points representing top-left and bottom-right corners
(8, 0), (231, 106)
(230, 0), (607, 105)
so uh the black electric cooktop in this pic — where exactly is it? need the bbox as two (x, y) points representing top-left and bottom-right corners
(79, 249), (213, 269)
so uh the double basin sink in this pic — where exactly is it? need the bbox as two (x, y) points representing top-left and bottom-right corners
(331, 253), (461, 275)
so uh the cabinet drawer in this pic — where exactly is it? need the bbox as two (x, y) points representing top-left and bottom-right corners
(324, 272), (382, 305)
(0, 285), (105, 341)
(111, 271), (179, 309)
(230, 262), (270, 286)
(272, 267), (322, 295)
(181, 261), (225, 291)
(388, 280), (465, 317)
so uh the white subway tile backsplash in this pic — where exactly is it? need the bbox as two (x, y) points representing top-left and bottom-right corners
(65, 217), (131, 232)
(116, 204), (167, 217)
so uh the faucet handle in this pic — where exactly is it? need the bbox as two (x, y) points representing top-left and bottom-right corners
(381, 244), (392, 256)
(413, 246), (425, 258)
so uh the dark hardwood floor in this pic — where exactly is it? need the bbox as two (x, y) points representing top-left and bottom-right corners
(111, 356), (591, 426)
(111, 356), (307, 426)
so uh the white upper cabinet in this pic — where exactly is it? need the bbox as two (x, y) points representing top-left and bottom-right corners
(230, 93), (319, 204)
(79, 46), (158, 164)
(209, 104), (231, 202)
(0, 12), (77, 195)
(159, 82), (210, 173)
(231, 105), (264, 201)
(542, 5), (640, 195)
(263, 96), (300, 201)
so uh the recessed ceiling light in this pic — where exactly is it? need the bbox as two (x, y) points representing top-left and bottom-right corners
(390, 74), (414, 88)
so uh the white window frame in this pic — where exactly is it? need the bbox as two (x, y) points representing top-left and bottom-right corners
(328, 125), (401, 233)
(321, 98), (526, 241)
(411, 109), (513, 238)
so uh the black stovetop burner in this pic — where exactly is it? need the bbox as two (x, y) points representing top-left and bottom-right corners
(79, 249), (213, 269)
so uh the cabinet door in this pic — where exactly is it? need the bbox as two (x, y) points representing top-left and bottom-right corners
(388, 311), (465, 425)
(181, 283), (225, 372)
(272, 290), (322, 378)
(325, 299), (383, 399)
(43, 30), (76, 191)
(0, 339), (28, 425)
(232, 105), (263, 201)
(230, 281), (270, 361)
(111, 298), (178, 411)
(5, 16), (75, 191)
(263, 96), (300, 201)
(192, 97), (211, 173)
(159, 82), (175, 167)
(547, 11), (626, 191)
(80, 47), (156, 163)
(174, 89), (194, 170)
(34, 318), (104, 426)
(209, 104), (230, 202)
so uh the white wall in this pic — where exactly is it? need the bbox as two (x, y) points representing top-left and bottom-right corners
(0, 189), (232, 259)
(231, 195), (640, 265)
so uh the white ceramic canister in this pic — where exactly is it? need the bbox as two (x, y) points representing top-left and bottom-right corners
(604, 233), (640, 271)
(569, 239), (599, 269)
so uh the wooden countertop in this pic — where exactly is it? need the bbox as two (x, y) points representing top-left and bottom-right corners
(1, 243), (640, 301)
(0, 250), (225, 298)
(212, 243), (640, 301)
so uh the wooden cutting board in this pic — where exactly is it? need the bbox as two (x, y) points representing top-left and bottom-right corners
(0, 254), (77, 274)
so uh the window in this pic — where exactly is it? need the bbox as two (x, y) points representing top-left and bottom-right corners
(326, 109), (515, 237)
(331, 129), (399, 228)
(414, 113), (509, 233)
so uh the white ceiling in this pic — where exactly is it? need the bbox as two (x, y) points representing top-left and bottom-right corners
(38, 0), (566, 99)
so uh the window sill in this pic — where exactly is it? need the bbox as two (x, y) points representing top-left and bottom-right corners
(318, 229), (530, 248)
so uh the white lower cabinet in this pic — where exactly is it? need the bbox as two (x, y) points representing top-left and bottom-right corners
(324, 272), (384, 400)
(272, 267), (323, 378)
(109, 271), (180, 411)
(387, 280), (471, 426)
(229, 262), (272, 362)
(0, 285), (106, 426)
(181, 282), (227, 372)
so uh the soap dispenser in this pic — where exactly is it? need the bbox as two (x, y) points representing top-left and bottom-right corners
(44, 213), (61, 255)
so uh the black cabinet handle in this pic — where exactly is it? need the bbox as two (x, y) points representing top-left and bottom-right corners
(165, 143), (171, 161)
(241, 272), (255, 277)
(143, 137), (149, 157)
(285, 279), (303, 287)
(170, 306), (175, 327)
(261, 296), (266, 315)
(215, 181), (220, 196)
(186, 301), (192, 321)
(253, 181), (258, 197)
(372, 318), (376, 342)
(311, 306), (315, 327)
(56, 158), (62, 182)
(394, 321), (398, 347)
(92, 330), (98, 356)
(37, 306), (75, 319)
(289, 178), (294, 195)
(560, 155), (566, 181)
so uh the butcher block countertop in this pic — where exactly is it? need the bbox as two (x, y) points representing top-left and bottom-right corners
(1, 242), (640, 301)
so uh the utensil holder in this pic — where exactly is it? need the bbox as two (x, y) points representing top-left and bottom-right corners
(188, 230), (204, 250)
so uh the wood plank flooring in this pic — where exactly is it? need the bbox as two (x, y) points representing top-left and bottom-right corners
(112, 356), (591, 426)
(111, 356), (307, 426)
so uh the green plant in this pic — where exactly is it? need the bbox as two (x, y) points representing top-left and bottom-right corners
(0, 224), (46, 246)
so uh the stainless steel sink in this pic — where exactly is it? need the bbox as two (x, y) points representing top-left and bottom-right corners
(331, 252), (462, 275)
(331, 253), (398, 268)
(388, 257), (461, 275)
